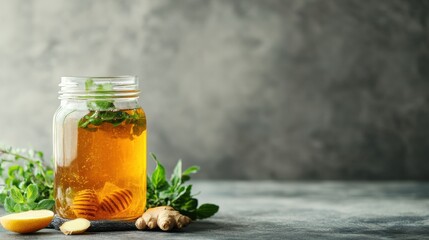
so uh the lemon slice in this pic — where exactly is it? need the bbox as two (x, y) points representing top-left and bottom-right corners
(0, 210), (54, 234)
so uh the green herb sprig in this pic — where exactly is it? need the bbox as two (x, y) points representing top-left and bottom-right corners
(0, 146), (55, 212)
(147, 153), (219, 220)
(78, 79), (145, 130)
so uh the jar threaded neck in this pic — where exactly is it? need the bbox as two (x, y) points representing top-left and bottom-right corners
(59, 76), (140, 99)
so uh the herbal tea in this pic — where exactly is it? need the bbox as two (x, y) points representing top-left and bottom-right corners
(54, 108), (147, 220)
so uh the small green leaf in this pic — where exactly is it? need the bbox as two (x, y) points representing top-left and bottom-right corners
(182, 198), (198, 210)
(13, 203), (22, 212)
(171, 160), (182, 187)
(35, 199), (55, 210)
(150, 153), (167, 188)
(181, 175), (191, 182)
(27, 202), (37, 210)
(0, 192), (7, 204)
(20, 204), (30, 211)
(36, 151), (44, 159)
(146, 176), (153, 190)
(159, 191), (172, 200)
(4, 197), (16, 213)
(45, 169), (54, 179)
(26, 184), (39, 203)
(150, 152), (158, 162)
(8, 165), (23, 177)
(197, 203), (219, 219)
(10, 186), (24, 203)
(183, 166), (200, 176)
(179, 210), (197, 220)
(172, 185), (192, 204)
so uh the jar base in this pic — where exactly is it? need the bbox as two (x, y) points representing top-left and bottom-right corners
(50, 215), (138, 232)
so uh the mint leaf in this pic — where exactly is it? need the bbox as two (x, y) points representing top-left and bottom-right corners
(27, 202), (37, 209)
(0, 192), (6, 204)
(172, 185), (192, 204)
(182, 166), (199, 183)
(35, 199), (55, 210)
(8, 165), (23, 177)
(150, 153), (167, 189)
(26, 184), (39, 203)
(182, 198), (198, 211)
(20, 204), (30, 211)
(183, 166), (200, 176)
(171, 160), (182, 187)
(4, 197), (15, 213)
(197, 204), (219, 219)
(13, 203), (22, 212)
(10, 186), (24, 203)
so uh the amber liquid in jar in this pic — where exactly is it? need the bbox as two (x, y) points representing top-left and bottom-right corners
(54, 108), (146, 221)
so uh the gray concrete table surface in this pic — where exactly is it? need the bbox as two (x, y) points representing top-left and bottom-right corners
(0, 181), (428, 240)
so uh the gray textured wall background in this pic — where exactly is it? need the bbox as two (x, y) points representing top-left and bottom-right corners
(0, 0), (428, 180)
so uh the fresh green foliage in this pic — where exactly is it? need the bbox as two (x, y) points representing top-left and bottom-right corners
(0, 145), (219, 221)
(78, 78), (145, 130)
(0, 146), (55, 213)
(147, 153), (219, 220)
(78, 109), (145, 130)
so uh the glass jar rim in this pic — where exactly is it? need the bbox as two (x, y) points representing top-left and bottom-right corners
(59, 76), (140, 99)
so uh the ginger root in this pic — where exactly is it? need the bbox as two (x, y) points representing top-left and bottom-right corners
(60, 218), (91, 235)
(135, 206), (191, 231)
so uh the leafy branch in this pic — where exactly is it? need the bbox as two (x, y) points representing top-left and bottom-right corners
(0, 146), (55, 212)
(147, 153), (219, 220)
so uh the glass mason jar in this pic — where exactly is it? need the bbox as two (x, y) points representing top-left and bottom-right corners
(53, 76), (147, 221)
